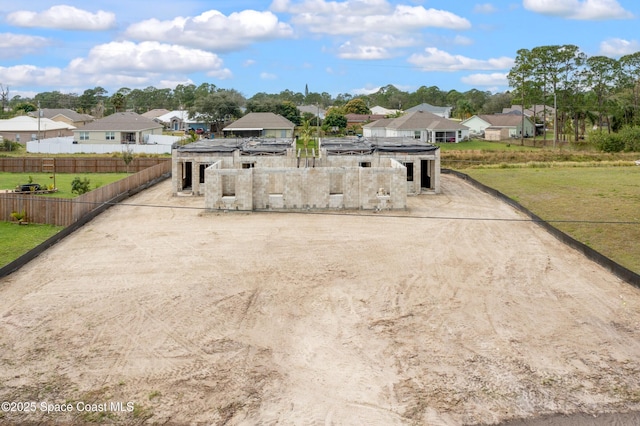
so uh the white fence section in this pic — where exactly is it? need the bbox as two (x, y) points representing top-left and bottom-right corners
(27, 139), (173, 154)
(147, 134), (182, 145)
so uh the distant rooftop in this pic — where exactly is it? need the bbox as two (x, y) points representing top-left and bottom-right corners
(323, 136), (439, 155)
(177, 138), (292, 155)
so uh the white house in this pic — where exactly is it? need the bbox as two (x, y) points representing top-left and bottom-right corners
(461, 114), (536, 140)
(155, 110), (210, 133)
(0, 116), (76, 142)
(370, 106), (401, 116)
(405, 103), (453, 119)
(363, 110), (469, 143)
(73, 112), (163, 144)
(223, 112), (295, 138)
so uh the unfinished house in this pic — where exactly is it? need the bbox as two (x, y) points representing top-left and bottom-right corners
(172, 137), (440, 211)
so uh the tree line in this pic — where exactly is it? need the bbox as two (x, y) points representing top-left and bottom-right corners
(508, 45), (640, 143)
(3, 81), (513, 125)
(3, 44), (640, 144)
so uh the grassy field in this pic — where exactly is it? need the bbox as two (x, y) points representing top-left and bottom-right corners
(0, 172), (129, 199)
(439, 140), (638, 169)
(0, 222), (64, 267)
(464, 166), (640, 274)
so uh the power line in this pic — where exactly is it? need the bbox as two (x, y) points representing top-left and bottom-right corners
(2, 195), (638, 225)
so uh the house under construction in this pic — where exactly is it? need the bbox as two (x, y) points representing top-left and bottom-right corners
(172, 137), (440, 211)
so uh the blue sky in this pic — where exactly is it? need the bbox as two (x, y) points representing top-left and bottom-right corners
(0, 0), (638, 100)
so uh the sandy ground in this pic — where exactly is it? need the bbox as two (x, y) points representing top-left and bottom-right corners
(1, 174), (640, 425)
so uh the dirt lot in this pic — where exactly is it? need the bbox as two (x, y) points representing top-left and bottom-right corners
(1, 175), (640, 425)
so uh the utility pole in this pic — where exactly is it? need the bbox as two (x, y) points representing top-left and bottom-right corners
(553, 92), (557, 149)
(37, 101), (41, 142)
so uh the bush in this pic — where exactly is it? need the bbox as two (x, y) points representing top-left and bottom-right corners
(0, 139), (21, 152)
(590, 126), (640, 153)
(618, 126), (640, 152)
(590, 131), (624, 152)
(71, 177), (91, 195)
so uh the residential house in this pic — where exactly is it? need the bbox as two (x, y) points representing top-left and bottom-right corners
(0, 116), (76, 142)
(297, 105), (326, 121)
(345, 114), (386, 131)
(141, 109), (170, 120)
(363, 110), (469, 143)
(223, 112), (295, 138)
(155, 110), (209, 133)
(370, 106), (401, 116)
(503, 105), (556, 121)
(405, 103), (453, 119)
(461, 114), (535, 140)
(73, 112), (163, 144)
(29, 108), (93, 128)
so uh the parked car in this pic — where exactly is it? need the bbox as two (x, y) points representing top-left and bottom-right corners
(16, 183), (41, 192)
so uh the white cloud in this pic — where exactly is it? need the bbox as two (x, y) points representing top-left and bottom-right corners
(271, 0), (391, 15)
(289, 3), (470, 35)
(338, 42), (391, 60)
(599, 38), (640, 57)
(453, 35), (474, 46)
(260, 72), (278, 79)
(0, 65), (63, 88)
(474, 3), (497, 14)
(243, 59), (257, 67)
(6, 5), (116, 31)
(124, 10), (294, 51)
(0, 33), (52, 58)
(68, 41), (228, 74)
(522, 0), (633, 20)
(351, 85), (382, 95)
(408, 47), (514, 71)
(461, 72), (508, 87)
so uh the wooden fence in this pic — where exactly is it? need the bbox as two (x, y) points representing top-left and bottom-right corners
(0, 157), (169, 173)
(0, 161), (171, 226)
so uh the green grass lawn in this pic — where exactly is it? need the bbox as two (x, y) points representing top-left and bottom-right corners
(464, 166), (640, 274)
(1, 172), (130, 267)
(0, 222), (64, 267)
(0, 172), (129, 199)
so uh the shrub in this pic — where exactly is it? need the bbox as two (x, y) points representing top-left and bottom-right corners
(590, 131), (625, 152)
(71, 177), (91, 195)
(618, 126), (640, 152)
(10, 210), (27, 222)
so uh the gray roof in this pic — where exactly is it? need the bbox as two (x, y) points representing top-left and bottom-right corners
(475, 114), (532, 127)
(75, 112), (163, 132)
(297, 105), (326, 119)
(223, 112), (295, 131)
(29, 108), (93, 122)
(141, 109), (171, 119)
(177, 138), (291, 155)
(405, 103), (452, 115)
(503, 105), (555, 117)
(364, 111), (468, 131)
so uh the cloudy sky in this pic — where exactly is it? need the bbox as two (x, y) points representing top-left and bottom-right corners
(0, 0), (638, 100)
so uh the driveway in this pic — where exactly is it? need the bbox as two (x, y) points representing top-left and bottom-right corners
(1, 174), (640, 425)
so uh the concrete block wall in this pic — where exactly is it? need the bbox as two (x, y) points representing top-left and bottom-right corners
(205, 162), (253, 210)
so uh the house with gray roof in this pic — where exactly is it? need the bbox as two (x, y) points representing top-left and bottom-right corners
(502, 105), (555, 120)
(154, 110), (209, 133)
(461, 114), (535, 140)
(297, 105), (326, 120)
(363, 110), (469, 143)
(29, 108), (93, 128)
(223, 112), (295, 138)
(405, 103), (452, 119)
(0, 115), (76, 142)
(73, 112), (163, 144)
